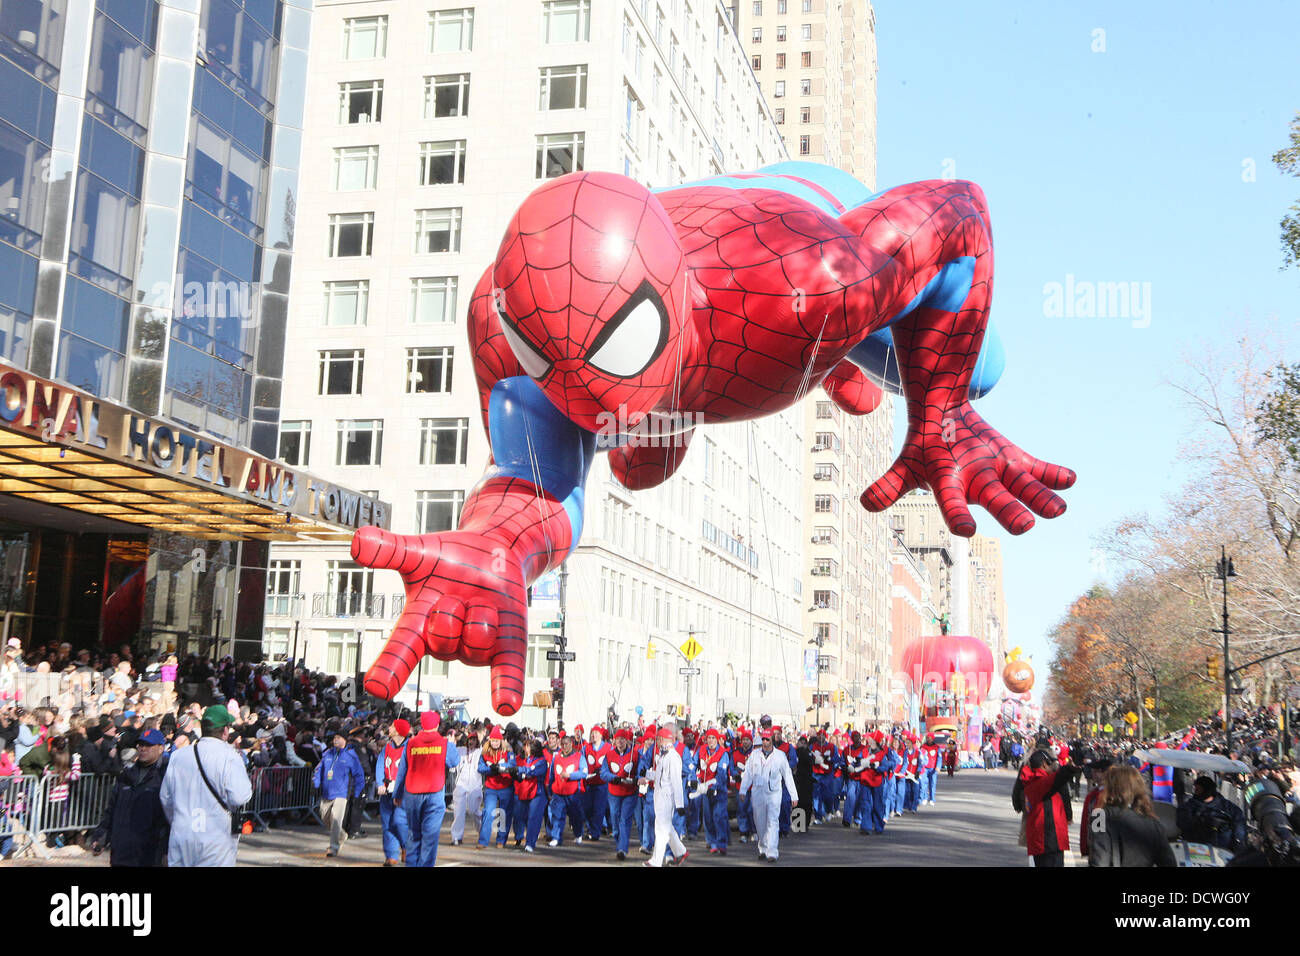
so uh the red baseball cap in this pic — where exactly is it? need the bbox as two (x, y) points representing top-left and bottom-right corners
(657, 726), (675, 739)
(419, 711), (440, 731)
(392, 718), (410, 736)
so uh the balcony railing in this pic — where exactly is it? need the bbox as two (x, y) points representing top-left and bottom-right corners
(312, 591), (386, 619)
(264, 593), (305, 617)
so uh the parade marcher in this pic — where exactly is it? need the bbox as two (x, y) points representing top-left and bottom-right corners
(159, 704), (253, 867)
(376, 718), (410, 865)
(401, 710), (460, 867)
(581, 725), (610, 841)
(920, 734), (940, 805)
(450, 731), (482, 846)
(313, 729), (366, 858)
(809, 728), (834, 824)
(89, 729), (168, 867)
(645, 725), (688, 867)
(945, 739), (959, 777)
(601, 727), (640, 860)
(547, 731), (587, 847)
(858, 732), (895, 836)
(636, 729), (658, 854)
(678, 726), (701, 839)
(771, 725), (797, 836)
(511, 740), (550, 852)
(477, 725), (515, 849)
(697, 728), (730, 854)
(730, 729), (756, 843)
(904, 736), (922, 813)
(841, 731), (866, 829)
(740, 728), (799, 862)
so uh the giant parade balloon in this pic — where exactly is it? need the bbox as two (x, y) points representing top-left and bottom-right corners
(1002, 646), (1035, 694)
(900, 634), (996, 703)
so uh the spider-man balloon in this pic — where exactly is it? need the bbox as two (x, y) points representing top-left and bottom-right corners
(352, 162), (1075, 715)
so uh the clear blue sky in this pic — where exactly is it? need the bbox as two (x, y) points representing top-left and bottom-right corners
(873, 1), (1300, 702)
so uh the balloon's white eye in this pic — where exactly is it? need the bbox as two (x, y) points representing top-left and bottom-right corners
(586, 283), (668, 378)
(497, 304), (551, 379)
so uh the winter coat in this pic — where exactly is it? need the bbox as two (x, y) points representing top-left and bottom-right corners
(1088, 806), (1177, 867)
(1016, 764), (1073, 856)
(91, 758), (169, 867)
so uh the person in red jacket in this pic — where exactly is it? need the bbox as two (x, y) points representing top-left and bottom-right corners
(401, 711), (461, 867)
(1077, 757), (1111, 858)
(1013, 748), (1080, 867)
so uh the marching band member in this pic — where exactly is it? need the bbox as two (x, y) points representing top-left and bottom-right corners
(400, 711), (460, 867)
(841, 730), (866, 829)
(600, 727), (640, 860)
(771, 725), (797, 836)
(810, 728), (833, 824)
(730, 729), (756, 843)
(858, 732), (894, 836)
(477, 726), (515, 849)
(582, 725), (610, 840)
(376, 718), (409, 865)
(510, 740), (550, 853)
(636, 729), (658, 855)
(739, 728), (798, 863)
(678, 726), (700, 839)
(920, 734), (940, 806)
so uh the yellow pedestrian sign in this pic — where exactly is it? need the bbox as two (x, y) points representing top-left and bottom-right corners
(1124, 711), (1138, 725)
(680, 637), (703, 662)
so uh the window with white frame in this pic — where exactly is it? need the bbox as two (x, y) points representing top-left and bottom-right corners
(429, 8), (474, 52)
(543, 0), (591, 43)
(338, 80), (383, 123)
(327, 212), (373, 257)
(419, 140), (467, 185)
(535, 132), (584, 178)
(414, 208), (462, 253)
(800, 105), (810, 123)
(774, 80), (785, 98)
(319, 349), (364, 395)
(751, 27), (761, 41)
(800, 77), (811, 95)
(415, 490), (465, 533)
(406, 346), (454, 393)
(278, 420), (311, 466)
(323, 280), (368, 327)
(266, 560), (300, 616)
(775, 107), (784, 124)
(332, 145), (378, 190)
(322, 630), (358, 674)
(752, 1), (762, 13)
(527, 634), (557, 678)
(343, 16), (387, 59)
(411, 276), (457, 324)
(776, 24), (786, 41)
(336, 420), (383, 466)
(262, 627), (290, 661)
(424, 74), (470, 118)
(539, 64), (588, 110)
(327, 560), (373, 597)
(800, 134), (810, 155)
(419, 418), (469, 465)
(801, 22), (811, 40)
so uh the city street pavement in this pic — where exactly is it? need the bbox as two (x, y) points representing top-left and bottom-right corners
(13, 766), (1078, 867)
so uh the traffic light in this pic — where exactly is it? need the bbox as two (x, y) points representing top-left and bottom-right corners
(1144, 697), (1155, 711)
(646, 644), (657, 660)
(1207, 656), (1220, 681)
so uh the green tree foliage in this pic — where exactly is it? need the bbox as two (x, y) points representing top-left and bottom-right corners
(1274, 112), (1300, 269)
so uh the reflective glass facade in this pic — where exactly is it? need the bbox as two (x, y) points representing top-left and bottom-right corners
(0, 0), (311, 457)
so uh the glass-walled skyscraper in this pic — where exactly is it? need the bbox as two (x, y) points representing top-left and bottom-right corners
(1, 0), (310, 457)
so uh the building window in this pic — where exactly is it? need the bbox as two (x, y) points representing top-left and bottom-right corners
(419, 418), (470, 465)
(812, 590), (838, 610)
(327, 212), (373, 257)
(778, 0), (787, 12)
(815, 400), (833, 419)
(424, 73), (470, 118)
(776, 52), (786, 69)
(814, 494), (838, 514)
(322, 630), (359, 674)
(776, 25), (786, 41)
(266, 560), (300, 616)
(319, 349), (364, 395)
(429, 8), (474, 52)
(539, 64), (588, 110)
(332, 145), (379, 190)
(802, 0), (812, 11)
(278, 421), (311, 466)
(416, 490), (465, 533)
(751, 54), (760, 69)
(801, 50), (812, 67)
(800, 134), (810, 155)
(336, 420), (384, 466)
(527, 634), (558, 678)
(543, 0), (591, 43)
(800, 78), (811, 96)
(411, 276), (457, 324)
(343, 16), (388, 59)
(536, 132), (585, 178)
(753, 1), (763, 14)
(751, 27), (761, 42)
(262, 627), (290, 661)
(774, 81), (785, 98)
(414, 208), (462, 253)
(327, 560), (374, 597)
(406, 346), (454, 393)
(322, 280), (368, 327)
(801, 23), (812, 40)
(801, 106), (811, 123)
(419, 140), (467, 185)
(338, 80), (383, 123)
(774, 107), (784, 124)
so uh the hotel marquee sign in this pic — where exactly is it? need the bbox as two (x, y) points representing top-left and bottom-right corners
(0, 364), (390, 532)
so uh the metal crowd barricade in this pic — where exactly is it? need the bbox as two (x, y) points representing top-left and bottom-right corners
(0, 775), (39, 851)
(31, 772), (116, 839)
(244, 765), (322, 829)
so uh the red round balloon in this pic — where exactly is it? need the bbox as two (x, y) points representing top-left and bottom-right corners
(899, 634), (995, 703)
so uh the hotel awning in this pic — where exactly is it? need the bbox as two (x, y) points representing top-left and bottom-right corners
(0, 363), (389, 543)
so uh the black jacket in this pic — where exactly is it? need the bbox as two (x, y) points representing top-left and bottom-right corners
(1088, 806), (1176, 867)
(1176, 793), (1246, 851)
(91, 757), (169, 867)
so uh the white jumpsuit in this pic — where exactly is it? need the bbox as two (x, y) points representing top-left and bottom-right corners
(648, 745), (686, 867)
(739, 745), (797, 860)
(160, 737), (253, 867)
(451, 745), (483, 842)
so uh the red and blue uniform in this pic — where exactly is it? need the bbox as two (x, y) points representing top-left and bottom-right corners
(378, 738), (408, 860)
(599, 740), (639, 856)
(697, 740), (731, 851)
(730, 738), (755, 838)
(581, 738), (610, 839)
(402, 728), (460, 867)
(547, 748), (587, 844)
(477, 745), (515, 848)
(510, 753), (549, 850)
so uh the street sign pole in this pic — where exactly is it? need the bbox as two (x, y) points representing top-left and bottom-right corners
(557, 562), (568, 734)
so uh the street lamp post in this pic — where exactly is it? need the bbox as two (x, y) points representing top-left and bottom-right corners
(556, 562), (569, 734)
(1214, 546), (1236, 754)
